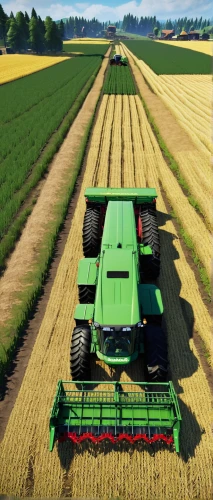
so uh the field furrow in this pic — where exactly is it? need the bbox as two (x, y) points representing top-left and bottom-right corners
(109, 95), (122, 187)
(122, 95), (135, 186)
(0, 92), (212, 500)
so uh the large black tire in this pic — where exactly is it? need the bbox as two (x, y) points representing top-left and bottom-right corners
(70, 326), (91, 381)
(144, 324), (168, 382)
(83, 206), (101, 257)
(78, 285), (96, 304)
(140, 204), (160, 280)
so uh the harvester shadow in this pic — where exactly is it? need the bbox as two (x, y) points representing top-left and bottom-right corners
(157, 212), (202, 461)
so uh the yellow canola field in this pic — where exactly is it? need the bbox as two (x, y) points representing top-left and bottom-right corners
(0, 95), (212, 500)
(156, 39), (213, 55)
(0, 54), (70, 84)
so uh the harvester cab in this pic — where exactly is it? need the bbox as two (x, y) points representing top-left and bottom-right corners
(49, 188), (181, 453)
(110, 54), (128, 66)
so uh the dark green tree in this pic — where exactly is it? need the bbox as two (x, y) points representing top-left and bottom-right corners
(31, 8), (37, 19)
(58, 19), (64, 39)
(45, 16), (62, 51)
(0, 4), (8, 47)
(29, 16), (44, 53)
(153, 26), (159, 36)
(7, 18), (19, 50)
(16, 11), (29, 50)
(24, 11), (30, 23)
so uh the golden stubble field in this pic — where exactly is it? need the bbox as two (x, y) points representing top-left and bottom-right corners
(0, 94), (212, 499)
(122, 44), (212, 233)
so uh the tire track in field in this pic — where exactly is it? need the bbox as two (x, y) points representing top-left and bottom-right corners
(0, 95), (212, 499)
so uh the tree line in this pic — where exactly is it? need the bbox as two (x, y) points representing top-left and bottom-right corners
(63, 17), (103, 38)
(0, 5), (63, 52)
(122, 14), (213, 36)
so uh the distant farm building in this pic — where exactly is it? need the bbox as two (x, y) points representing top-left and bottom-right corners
(106, 25), (116, 38)
(160, 30), (175, 40)
(147, 33), (155, 39)
(177, 31), (188, 41)
(188, 31), (200, 40)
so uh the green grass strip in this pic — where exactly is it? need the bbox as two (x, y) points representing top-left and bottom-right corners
(170, 210), (211, 299)
(0, 106), (97, 389)
(0, 69), (100, 272)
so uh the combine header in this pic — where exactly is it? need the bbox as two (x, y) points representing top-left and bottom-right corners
(49, 188), (181, 453)
(50, 381), (181, 452)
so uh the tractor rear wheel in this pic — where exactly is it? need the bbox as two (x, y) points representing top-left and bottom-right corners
(78, 285), (96, 303)
(144, 324), (168, 382)
(140, 204), (160, 279)
(83, 206), (101, 257)
(70, 326), (91, 381)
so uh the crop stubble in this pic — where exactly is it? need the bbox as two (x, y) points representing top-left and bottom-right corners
(0, 95), (212, 499)
(122, 44), (212, 229)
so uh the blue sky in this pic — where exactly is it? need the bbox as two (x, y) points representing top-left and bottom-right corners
(2, 0), (213, 22)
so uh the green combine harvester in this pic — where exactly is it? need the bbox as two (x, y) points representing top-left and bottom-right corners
(49, 188), (181, 453)
(110, 54), (128, 66)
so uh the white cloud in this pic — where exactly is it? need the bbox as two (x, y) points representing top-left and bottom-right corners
(2, 0), (213, 21)
(75, 3), (90, 10)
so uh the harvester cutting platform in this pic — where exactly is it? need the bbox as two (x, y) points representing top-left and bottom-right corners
(49, 188), (181, 453)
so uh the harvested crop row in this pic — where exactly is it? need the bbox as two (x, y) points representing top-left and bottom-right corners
(122, 44), (212, 228)
(0, 96), (211, 499)
(108, 95), (122, 187)
(122, 95), (135, 186)
(135, 96), (211, 276)
(130, 56), (212, 157)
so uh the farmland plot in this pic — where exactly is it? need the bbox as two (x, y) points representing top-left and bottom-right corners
(0, 57), (102, 247)
(157, 40), (213, 56)
(0, 95), (211, 499)
(122, 44), (212, 229)
(63, 43), (109, 55)
(0, 54), (69, 85)
(123, 39), (211, 74)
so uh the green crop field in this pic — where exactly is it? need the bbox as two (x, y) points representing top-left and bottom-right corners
(0, 56), (102, 260)
(103, 65), (136, 94)
(123, 40), (211, 74)
(63, 43), (109, 56)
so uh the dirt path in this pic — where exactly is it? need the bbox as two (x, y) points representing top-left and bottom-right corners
(0, 49), (110, 328)
(0, 95), (211, 499)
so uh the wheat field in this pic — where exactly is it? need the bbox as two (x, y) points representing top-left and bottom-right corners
(156, 40), (213, 56)
(0, 54), (70, 84)
(0, 94), (211, 499)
